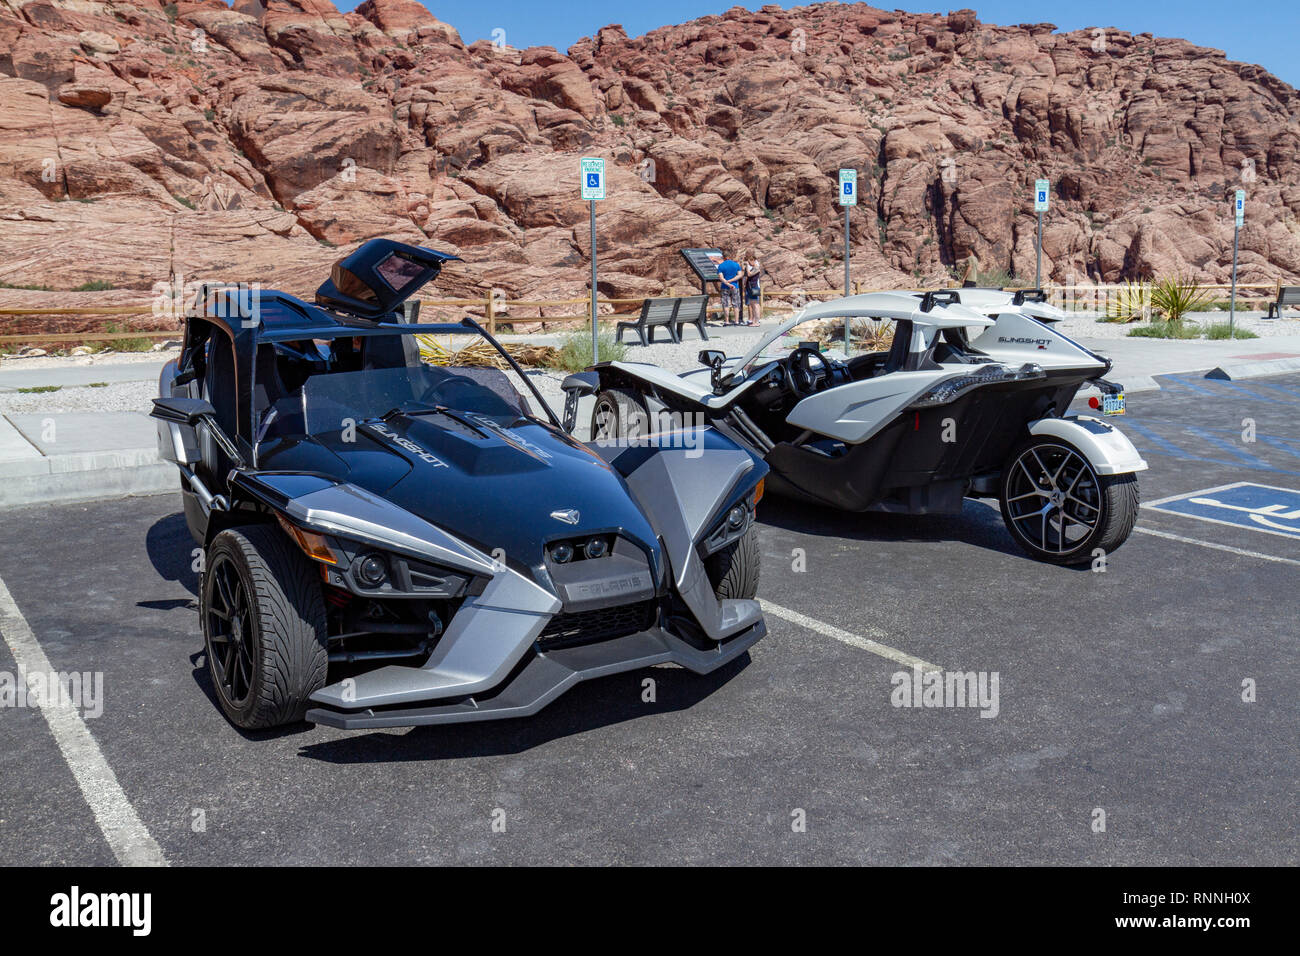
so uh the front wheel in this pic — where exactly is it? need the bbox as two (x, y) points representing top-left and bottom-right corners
(705, 528), (760, 600)
(999, 437), (1139, 565)
(201, 524), (329, 729)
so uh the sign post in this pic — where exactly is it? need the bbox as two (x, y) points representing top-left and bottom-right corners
(838, 168), (857, 354)
(1231, 189), (1244, 336)
(581, 157), (606, 363)
(1034, 179), (1050, 288)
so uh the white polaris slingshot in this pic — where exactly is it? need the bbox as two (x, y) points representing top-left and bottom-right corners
(564, 289), (1146, 565)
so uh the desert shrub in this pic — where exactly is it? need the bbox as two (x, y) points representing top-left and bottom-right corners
(1104, 280), (1153, 323)
(1204, 322), (1259, 340)
(1150, 275), (1210, 325)
(549, 331), (626, 372)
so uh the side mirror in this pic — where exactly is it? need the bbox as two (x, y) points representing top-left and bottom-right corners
(151, 396), (216, 425)
(560, 372), (600, 435)
(560, 371), (600, 397)
(698, 349), (725, 370)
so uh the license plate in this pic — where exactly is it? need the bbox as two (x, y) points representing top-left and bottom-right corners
(1102, 392), (1126, 416)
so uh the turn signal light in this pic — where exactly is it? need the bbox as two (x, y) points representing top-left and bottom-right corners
(276, 514), (338, 565)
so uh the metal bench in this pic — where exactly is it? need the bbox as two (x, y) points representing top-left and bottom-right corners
(616, 297), (681, 346)
(1266, 286), (1300, 319)
(672, 295), (710, 341)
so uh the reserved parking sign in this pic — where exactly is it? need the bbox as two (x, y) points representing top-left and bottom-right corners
(581, 157), (605, 201)
(838, 168), (857, 206)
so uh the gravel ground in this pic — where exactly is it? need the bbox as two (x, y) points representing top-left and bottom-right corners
(0, 347), (178, 371)
(0, 380), (156, 415)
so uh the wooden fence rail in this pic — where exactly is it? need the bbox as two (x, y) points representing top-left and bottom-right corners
(0, 281), (1289, 347)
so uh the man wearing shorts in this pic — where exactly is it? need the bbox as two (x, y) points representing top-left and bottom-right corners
(716, 255), (742, 325)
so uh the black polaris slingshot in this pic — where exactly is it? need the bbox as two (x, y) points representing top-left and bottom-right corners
(152, 239), (767, 730)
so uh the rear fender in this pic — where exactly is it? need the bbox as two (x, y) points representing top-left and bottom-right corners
(1028, 415), (1148, 475)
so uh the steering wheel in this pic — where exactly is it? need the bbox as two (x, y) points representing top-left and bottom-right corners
(788, 346), (832, 398)
(417, 376), (484, 410)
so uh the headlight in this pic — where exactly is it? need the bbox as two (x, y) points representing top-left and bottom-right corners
(355, 553), (387, 587)
(550, 542), (574, 564)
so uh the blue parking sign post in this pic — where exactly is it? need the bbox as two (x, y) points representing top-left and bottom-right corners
(1034, 179), (1049, 288)
(1231, 190), (1244, 335)
(581, 158), (606, 363)
(838, 169), (857, 353)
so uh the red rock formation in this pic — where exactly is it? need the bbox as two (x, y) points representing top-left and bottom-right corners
(0, 0), (1296, 309)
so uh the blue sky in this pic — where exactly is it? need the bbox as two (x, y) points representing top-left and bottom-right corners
(339, 1), (1299, 88)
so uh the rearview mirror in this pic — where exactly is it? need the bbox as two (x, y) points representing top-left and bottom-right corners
(151, 396), (216, 425)
(698, 349), (725, 370)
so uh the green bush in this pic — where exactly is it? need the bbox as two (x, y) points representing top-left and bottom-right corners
(549, 331), (626, 372)
(1204, 322), (1259, 340)
(976, 266), (1015, 288)
(72, 280), (114, 292)
(1126, 321), (1201, 339)
(102, 323), (153, 352)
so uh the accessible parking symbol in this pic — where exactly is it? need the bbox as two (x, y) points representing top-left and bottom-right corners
(1145, 482), (1300, 540)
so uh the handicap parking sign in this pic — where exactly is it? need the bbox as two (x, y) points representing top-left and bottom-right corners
(1145, 482), (1300, 540)
(1034, 178), (1050, 212)
(580, 157), (605, 200)
(838, 168), (857, 206)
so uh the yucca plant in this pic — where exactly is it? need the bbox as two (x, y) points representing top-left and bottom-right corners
(1150, 275), (1210, 326)
(1103, 280), (1152, 323)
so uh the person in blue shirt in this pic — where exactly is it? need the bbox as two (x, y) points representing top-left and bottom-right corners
(716, 256), (742, 325)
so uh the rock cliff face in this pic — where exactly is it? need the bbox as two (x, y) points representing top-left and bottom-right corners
(1, 0), (1297, 307)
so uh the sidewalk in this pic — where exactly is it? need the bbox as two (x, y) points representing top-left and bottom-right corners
(3, 330), (1300, 511)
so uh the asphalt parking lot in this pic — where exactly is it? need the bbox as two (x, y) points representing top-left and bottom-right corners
(1, 372), (1297, 866)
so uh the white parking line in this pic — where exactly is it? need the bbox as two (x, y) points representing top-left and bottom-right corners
(1134, 526), (1300, 567)
(0, 572), (167, 867)
(759, 599), (941, 672)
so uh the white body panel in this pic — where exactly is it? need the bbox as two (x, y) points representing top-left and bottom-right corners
(785, 368), (957, 444)
(970, 311), (1107, 374)
(1028, 415), (1148, 475)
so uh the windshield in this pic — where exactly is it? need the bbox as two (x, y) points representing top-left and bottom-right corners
(254, 330), (553, 442)
(738, 316), (895, 377)
(301, 365), (526, 435)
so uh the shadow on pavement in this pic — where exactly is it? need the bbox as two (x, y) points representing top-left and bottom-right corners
(295, 653), (751, 763)
(755, 493), (1029, 560)
(143, 512), (200, 598)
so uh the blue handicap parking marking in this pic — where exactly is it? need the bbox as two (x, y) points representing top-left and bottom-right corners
(1145, 482), (1300, 540)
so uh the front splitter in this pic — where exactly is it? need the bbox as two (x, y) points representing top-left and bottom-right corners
(305, 621), (765, 729)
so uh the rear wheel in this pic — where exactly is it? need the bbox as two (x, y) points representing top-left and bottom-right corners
(590, 388), (650, 442)
(999, 437), (1139, 565)
(705, 528), (760, 600)
(202, 524), (329, 729)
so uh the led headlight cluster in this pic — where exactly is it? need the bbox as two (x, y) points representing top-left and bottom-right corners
(549, 536), (613, 564)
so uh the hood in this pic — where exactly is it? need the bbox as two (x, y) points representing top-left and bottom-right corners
(337, 410), (662, 570)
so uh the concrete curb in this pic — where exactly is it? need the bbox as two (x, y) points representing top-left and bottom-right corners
(1205, 357), (1300, 381)
(0, 457), (176, 509)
